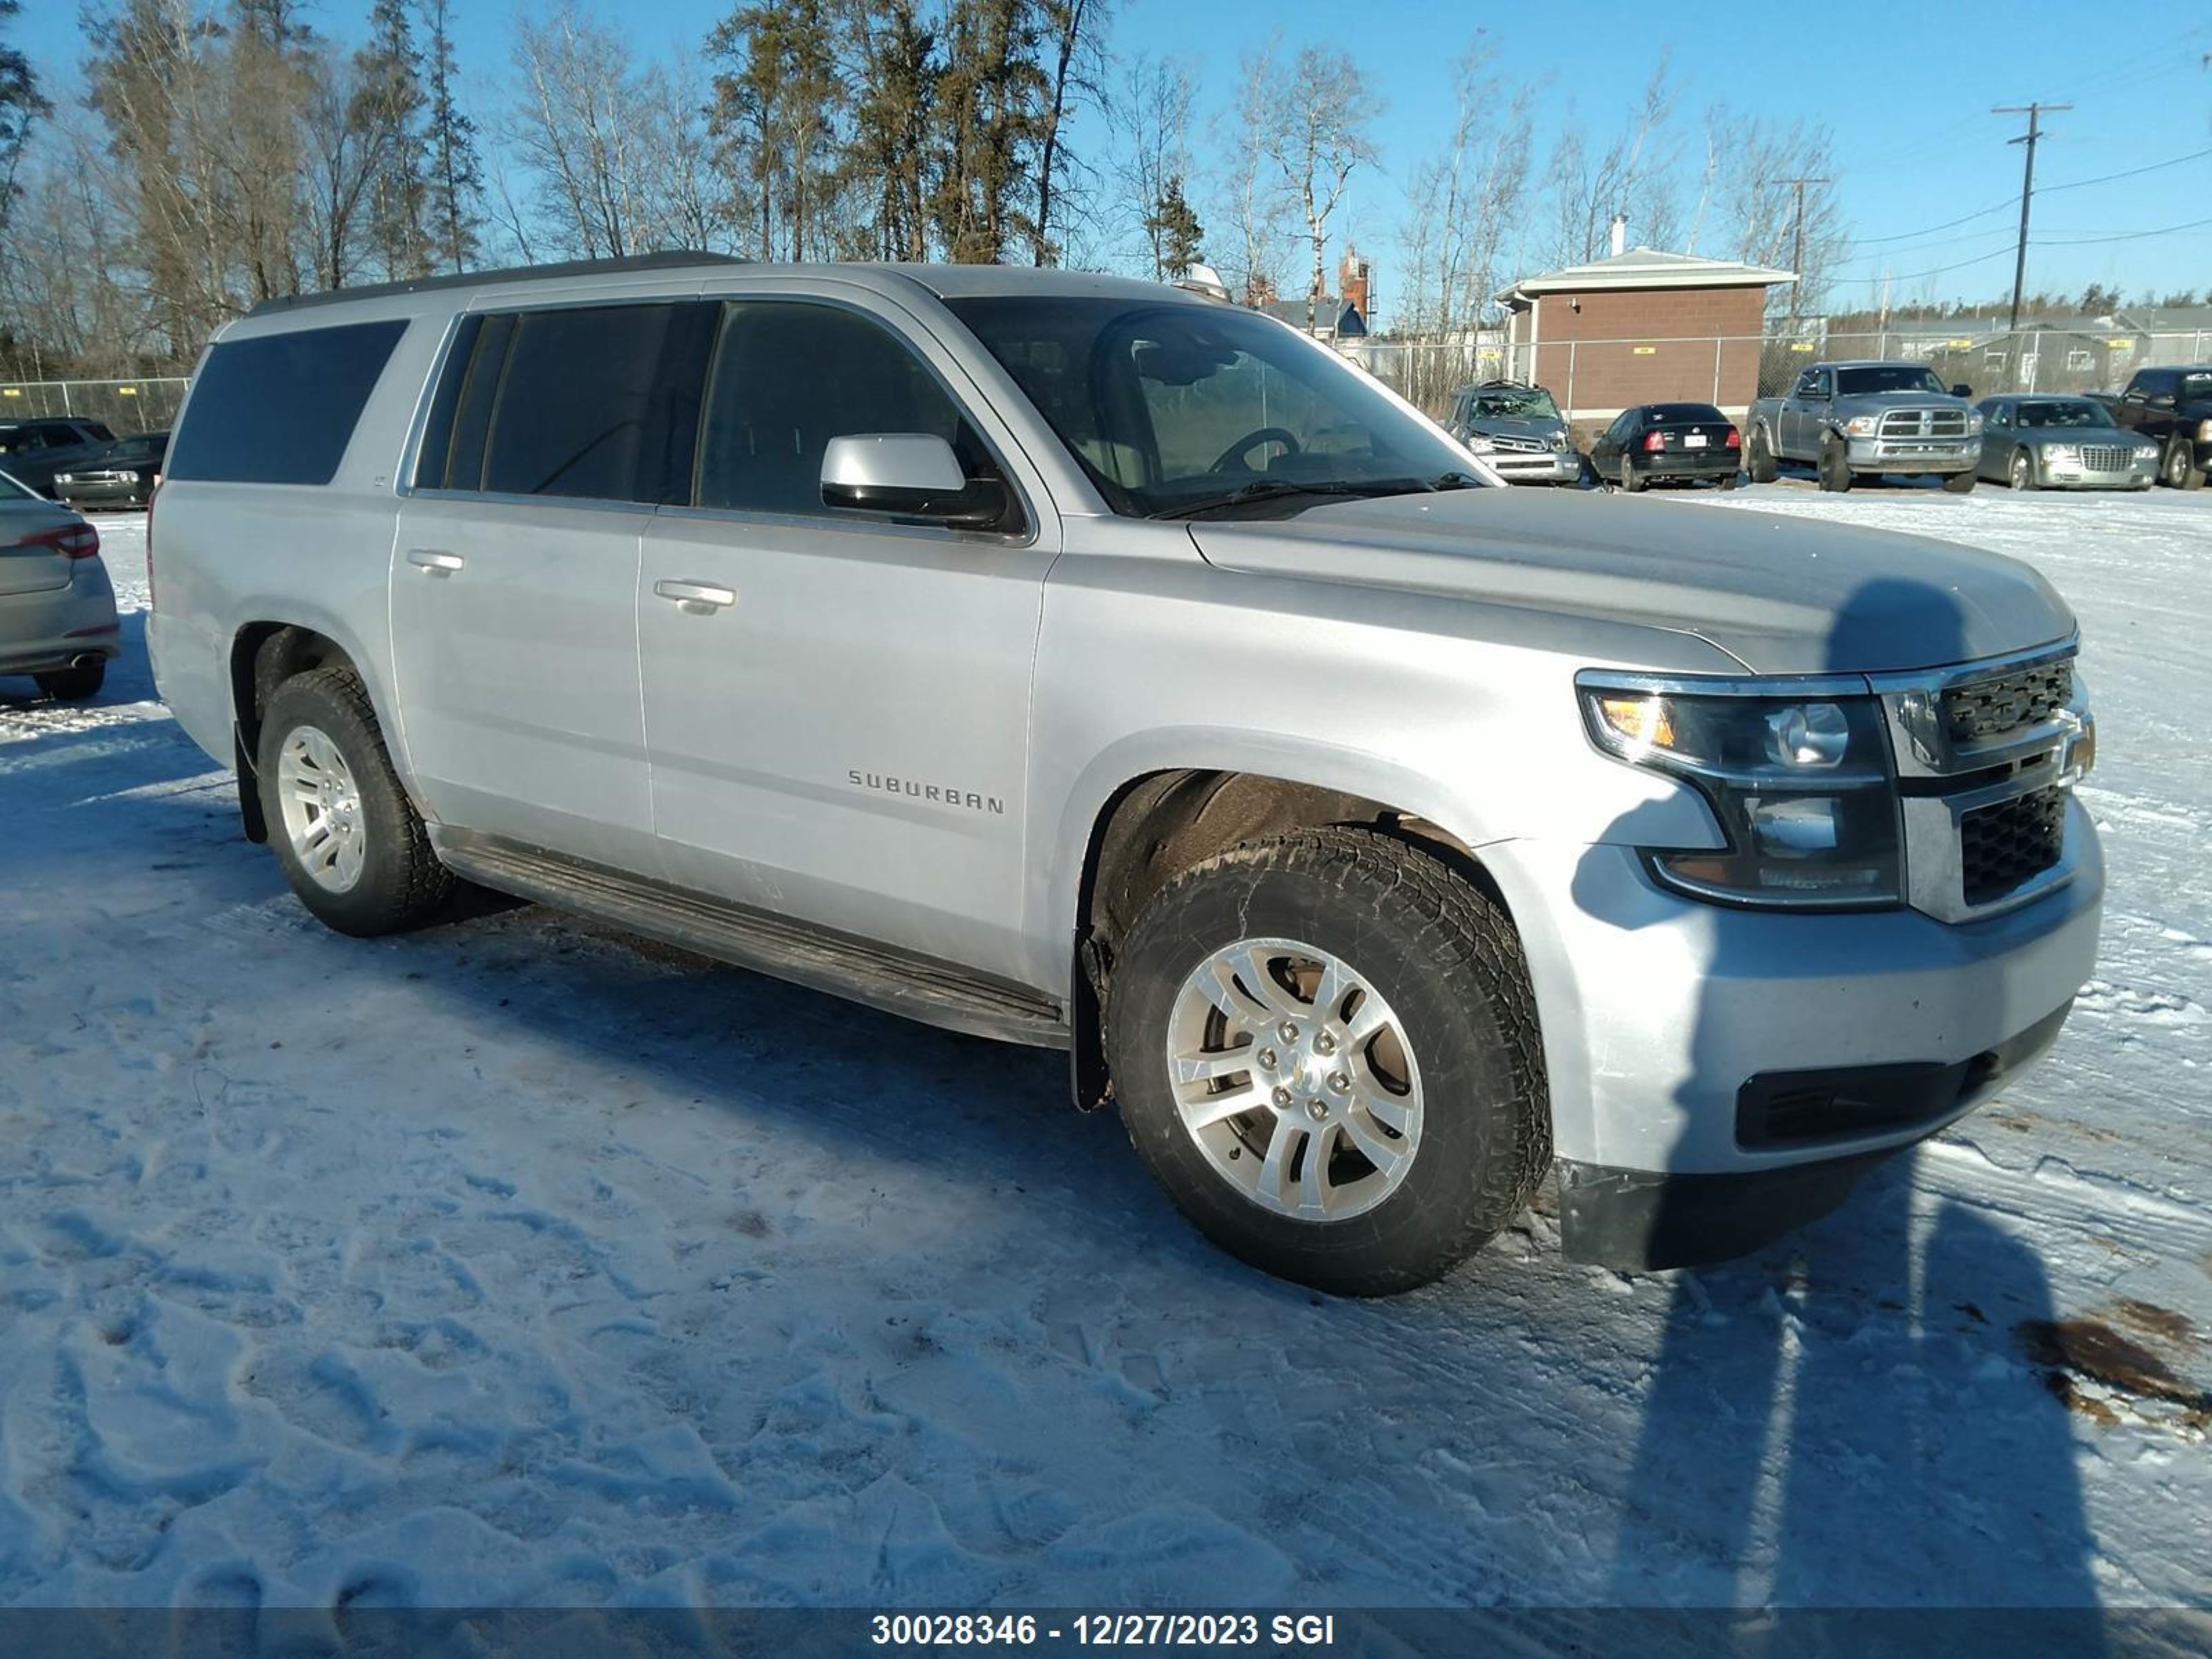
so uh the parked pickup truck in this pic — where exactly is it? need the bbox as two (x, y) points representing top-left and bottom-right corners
(150, 258), (2101, 1295)
(2110, 364), (2212, 490)
(1748, 361), (1984, 493)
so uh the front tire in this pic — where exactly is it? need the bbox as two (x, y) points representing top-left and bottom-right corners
(1942, 468), (1978, 494)
(35, 661), (104, 701)
(256, 666), (455, 937)
(1818, 438), (1853, 493)
(1747, 426), (1779, 484)
(2164, 438), (2205, 491)
(2008, 449), (2034, 491)
(1105, 828), (1548, 1297)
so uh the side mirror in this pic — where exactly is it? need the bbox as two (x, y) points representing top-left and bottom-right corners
(1951, 384), (1972, 399)
(821, 433), (1009, 529)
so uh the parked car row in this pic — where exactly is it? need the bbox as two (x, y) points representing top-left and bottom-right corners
(0, 418), (169, 508)
(1455, 361), (2203, 498)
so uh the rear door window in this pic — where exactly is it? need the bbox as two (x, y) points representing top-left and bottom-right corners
(166, 319), (408, 485)
(452, 303), (713, 504)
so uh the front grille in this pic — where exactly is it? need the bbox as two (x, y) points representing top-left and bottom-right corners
(2079, 444), (2130, 472)
(1877, 409), (1968, 439)
(1942, 659), (2073, 744)
(1960, 785), (2067, 906)
(1486, 434), (1546, 453)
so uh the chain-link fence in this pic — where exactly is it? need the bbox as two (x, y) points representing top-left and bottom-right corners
(1349, 327), (2206, 422)
(0, 377), (191, 435)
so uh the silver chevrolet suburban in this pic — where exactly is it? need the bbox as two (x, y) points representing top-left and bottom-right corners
(149, 256), (2103, 1295)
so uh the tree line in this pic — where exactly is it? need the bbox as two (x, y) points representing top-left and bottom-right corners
(1, 2), (1861, 382)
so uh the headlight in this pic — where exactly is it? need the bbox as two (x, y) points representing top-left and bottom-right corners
(1465, 434), (1495, 454)
(1965, 411), (1985, 435)
(2138, 442), (2161, 460)
(2197, 418), (2212, 444)
(1580, 682), (1902, 908)
(2045, 443), (2079, 464)
(1550, 434), (1570, 452)
(1844, 415), (1879, 437)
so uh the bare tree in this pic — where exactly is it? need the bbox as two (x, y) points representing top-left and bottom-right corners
(1538, 56), (1679, 267)
(1029, 0), (1108, 265)
(1112, 50), (1197, 278)
(1248, 44), (1380, 329)
(1709, 110), (1845, 317)
(511, 3), (717, 259)
(297, 42), (390, 290)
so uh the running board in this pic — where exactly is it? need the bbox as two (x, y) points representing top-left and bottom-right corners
(431, 830), (1069, 1049)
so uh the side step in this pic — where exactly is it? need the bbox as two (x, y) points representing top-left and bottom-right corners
(431, 830), (1069, 1049)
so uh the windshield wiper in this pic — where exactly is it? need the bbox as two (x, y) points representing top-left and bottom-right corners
(1149, 477), (1433, 520)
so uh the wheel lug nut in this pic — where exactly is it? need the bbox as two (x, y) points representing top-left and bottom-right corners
(1329, 1071), (1351, 1093)
(1278, 1021), (1300, 1044)
(1314, 1032), (1337, 1055)
(1271, 1086), (1293, 1108)
(1307, 1100), (1330, 1121)
(1257, 1048), (1278, 1071)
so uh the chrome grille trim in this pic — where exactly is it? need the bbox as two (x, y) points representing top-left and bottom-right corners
(1870, 638), (2090, 923)
(2079, 444), (2130, 473)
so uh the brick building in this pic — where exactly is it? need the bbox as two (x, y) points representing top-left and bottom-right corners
(1497, 245), (1794, 422)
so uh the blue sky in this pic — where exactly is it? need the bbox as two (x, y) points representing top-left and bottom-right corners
(21, 1), (2212, 312)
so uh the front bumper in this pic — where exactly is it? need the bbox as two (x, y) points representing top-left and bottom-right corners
(55, 477), (151, 509)
(1481, 805), (2103, 1265)
(1481, 447), (1582, 483)
(1845, 435), (1979, 474)
(0, 563), (123, 675)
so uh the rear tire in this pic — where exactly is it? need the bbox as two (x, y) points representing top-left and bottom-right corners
(256, 666), (455, 937)
(1718, 471), (1741, 491)
(1942, 468), (1978, 494)
(1618, 456), (1643, 494)
(35, 662), (105, 701)
(1105, 827), (1549, 1297)
(1818, 438), (1853, 493)
(1747, 426), (1779, 484)
(2164, 438), (2205, 490)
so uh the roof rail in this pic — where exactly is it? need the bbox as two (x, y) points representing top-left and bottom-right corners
(246, 251), (748, 317)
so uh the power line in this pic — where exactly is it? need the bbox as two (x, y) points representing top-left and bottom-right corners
(1846, 145), (2212, 251)
(1993, 101), (2071, 332)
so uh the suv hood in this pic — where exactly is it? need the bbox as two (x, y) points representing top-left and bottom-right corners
(1467, 416), (1565, 442)
(1187, 489), (2074, 675)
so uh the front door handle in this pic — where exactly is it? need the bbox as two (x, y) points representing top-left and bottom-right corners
(408, 547), (465, 574)
(653, 579), (738, 610)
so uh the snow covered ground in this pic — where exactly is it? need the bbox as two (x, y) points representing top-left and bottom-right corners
(1, 487), (2206, 1621)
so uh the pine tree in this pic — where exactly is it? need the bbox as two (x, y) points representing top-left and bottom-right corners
(0, 0), (49, 243)
(419, 0), (482, 272)
(355, 0), (432, 281)
(1144, 174), (1202, 281)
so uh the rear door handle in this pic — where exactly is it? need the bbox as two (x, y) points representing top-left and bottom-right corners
(653, 579), (738, 610)
(407, 547), (465, 574)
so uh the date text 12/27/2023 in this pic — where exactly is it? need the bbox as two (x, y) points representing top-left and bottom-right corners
(869, 1613), (1339, 1648)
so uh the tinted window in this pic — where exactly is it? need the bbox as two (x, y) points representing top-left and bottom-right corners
(167, 319), (407, 485)
(695, 301), (991, 516)
(1647, 402), (1727, 424)
(0, 427), (43, 454)
(475, 303), (709, 502)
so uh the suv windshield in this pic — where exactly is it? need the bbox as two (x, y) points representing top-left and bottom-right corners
(948, 295), (1478, 517)
(1470, 386), (1559, 421)
(1834, 366), (1950, 397)
(2016, 400), (2105, 429)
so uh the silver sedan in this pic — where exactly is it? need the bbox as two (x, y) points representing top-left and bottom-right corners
(1976, 395), (2158, 491)
(1, 469), (121, 700)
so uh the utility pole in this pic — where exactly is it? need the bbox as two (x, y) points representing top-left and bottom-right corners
(1771, 175), (1830, 327)
(1994, 101), (2070, 333)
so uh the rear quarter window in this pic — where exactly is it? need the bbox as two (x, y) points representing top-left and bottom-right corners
(166, 319), (409, 485)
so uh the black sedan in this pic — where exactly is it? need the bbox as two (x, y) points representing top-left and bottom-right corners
(53, 431), (169, 510)
(1590, 403), (1742, 492)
